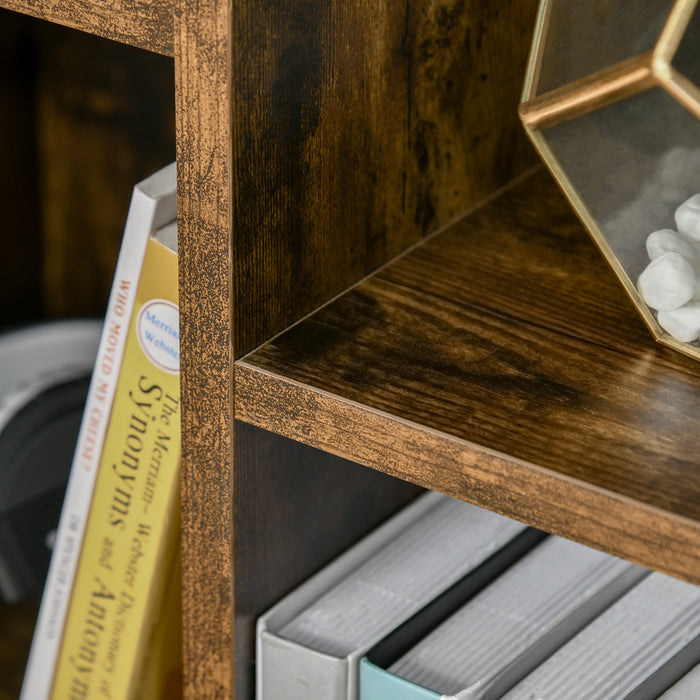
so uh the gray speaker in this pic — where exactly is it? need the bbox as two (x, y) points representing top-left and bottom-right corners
(0, 320), (101, 601)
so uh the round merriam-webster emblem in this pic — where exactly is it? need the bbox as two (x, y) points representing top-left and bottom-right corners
(136, 299), (180, 374)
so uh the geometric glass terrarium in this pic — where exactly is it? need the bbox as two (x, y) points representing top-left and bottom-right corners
(520, 0), (700, 360)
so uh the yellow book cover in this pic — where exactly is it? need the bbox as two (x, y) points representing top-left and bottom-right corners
(136, 539), (183, 700)
(50, 231), (181, 700)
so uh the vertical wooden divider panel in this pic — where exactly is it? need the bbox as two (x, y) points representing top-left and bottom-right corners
(177, 0), (539, 696)
(176, 0), (234, 695)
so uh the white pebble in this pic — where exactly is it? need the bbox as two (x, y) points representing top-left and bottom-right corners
(637, 252), (696, 311)
(675, 194), (700, 241)
(646, 228), (696, 261)
(658, 302), (700, 342)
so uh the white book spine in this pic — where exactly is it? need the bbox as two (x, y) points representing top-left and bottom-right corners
(20, 163), (176, 700)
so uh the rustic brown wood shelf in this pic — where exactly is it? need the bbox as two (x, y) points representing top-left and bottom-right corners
(7, 0), (700, 697)
(236, 169), (700, 586)
(0, 0), (174, 55)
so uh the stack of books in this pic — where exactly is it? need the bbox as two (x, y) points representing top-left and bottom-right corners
(258, 492), (700, 700)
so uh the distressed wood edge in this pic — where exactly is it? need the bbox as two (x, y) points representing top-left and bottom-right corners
(235, 361), (700, 586)
(175, 0), (234, 694)
(0, 0), (174, 56)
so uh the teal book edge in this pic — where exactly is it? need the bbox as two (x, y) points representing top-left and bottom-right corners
(360, 658), (440, 700)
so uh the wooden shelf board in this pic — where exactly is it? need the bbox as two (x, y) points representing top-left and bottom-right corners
(236, 169), (700, 585)
(0, 0), (173, 56)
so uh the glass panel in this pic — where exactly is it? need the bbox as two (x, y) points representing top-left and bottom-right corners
(543, 89), (700, 345)
(673, 2), (700, 88)
(535, 0), (673, 96)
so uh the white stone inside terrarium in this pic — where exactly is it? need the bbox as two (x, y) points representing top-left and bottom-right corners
(645, 228), (695, 261)
(637, 252), (695, 311)
(638, 193), (700, 343)
(658, 303), (700, 343)
(675, 193), (700, 241)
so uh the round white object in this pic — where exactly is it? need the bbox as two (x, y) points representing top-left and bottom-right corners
(637, 252), (696, 311)
(136, 299), (180, 374)
(646, 229), (696, 261)
(674, 194), (700, 241)
(658, 302), (700, 343)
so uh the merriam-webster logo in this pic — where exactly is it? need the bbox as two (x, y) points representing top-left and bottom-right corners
(136, 299), (180, 374)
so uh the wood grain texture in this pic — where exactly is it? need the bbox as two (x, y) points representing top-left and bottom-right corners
(233, 421), (421, 699)
(35, 22), (175, 319)
(230, 0), (540, 355)
(237, 169), (700, 585)
(175, 0), (233, 695)
(0, 0), (174, 56)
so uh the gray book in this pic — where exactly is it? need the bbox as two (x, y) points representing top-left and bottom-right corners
(501, 572), (700, 700)
(256, 492), (533, 700)
(377, 536), (646, 699)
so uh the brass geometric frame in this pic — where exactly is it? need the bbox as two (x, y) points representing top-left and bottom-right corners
(520, 0), (700, 360)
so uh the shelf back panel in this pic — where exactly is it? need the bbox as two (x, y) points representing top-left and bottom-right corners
(0, 12), (175, 327)
(35, 22), (175, 317)
(0, 12), (41, 325)
(229, 0), (540, 357)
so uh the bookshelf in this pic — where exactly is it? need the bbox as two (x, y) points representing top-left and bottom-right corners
(3, 1), (700, 700)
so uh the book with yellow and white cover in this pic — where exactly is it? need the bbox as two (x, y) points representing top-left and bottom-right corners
(21, 164), (177, 700)
(49, 221), (180, 699)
